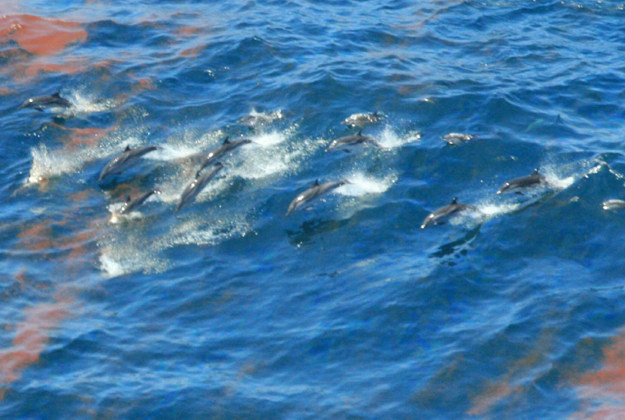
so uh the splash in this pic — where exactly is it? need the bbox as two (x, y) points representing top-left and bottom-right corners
(338, 172), (397, 197)
(375, 125), (421, 148)
(66, 90), (119, 114)
(98, 233), (167, 278)
(232, 126), (317, 181)
(27, 132), (144, 185)
(165, 216), (250, 247)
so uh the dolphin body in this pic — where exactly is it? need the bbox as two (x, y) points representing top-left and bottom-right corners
(196, 137), (251, 177)
(441, 132), (474, 146)
(327, 130), (381, 152)
(341, 112), (383, 128)
(285, 179), (347, 216)
(421, 197), (475, 229)
(497, 169), (546, 195)
(602, 199), (625, 211)
(19, 92), (72, 111)
(237, 110), (283, 129)
(98, 145), (158, 183)
(177, 162), (224, 211)
(119, 190), (159, 215)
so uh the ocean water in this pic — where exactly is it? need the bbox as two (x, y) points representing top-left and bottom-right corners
(2, 0), (625, 418)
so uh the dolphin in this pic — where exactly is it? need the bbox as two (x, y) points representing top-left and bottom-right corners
(237, 110), (283, 129)
(119, 190), (159, 215)
(285, 179), (347, 216)
(441, 132), (474, 146)
(196, 137), (251, 177)
(98, 145), (159, 183)
(327, 130), (382, 152)
(497, 169), (546, 195)
(341, 112), (383, 128)
(602, 199), (625, 211)
(19, 92), (72, 111)
(421, 197), (475, 229)
(177, 162), (225, 211)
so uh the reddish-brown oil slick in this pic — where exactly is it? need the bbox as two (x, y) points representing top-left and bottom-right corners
(0, 15), (86, 56)
(0, 293), (73, 386)
(50, 123), (118, 150)
(467, 330), (555, 416)
(573, 330), (625, 419)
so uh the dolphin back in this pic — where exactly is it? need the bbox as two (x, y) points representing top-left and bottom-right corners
(177, 163), (224, 211)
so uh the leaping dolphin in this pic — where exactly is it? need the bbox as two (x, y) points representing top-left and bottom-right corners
(196, 137), (251, 177)
(327, 130), (382, 152)
(421, 197), (475, 229)
(177, 162), (225, 211)
(98, 145), (159, 183)
(18, 92), (72, 111)
(497, 169), (546, 195)
(119, 190), (159, 215)
(285, 179), (348, 216)
(341, 112), (383, 128)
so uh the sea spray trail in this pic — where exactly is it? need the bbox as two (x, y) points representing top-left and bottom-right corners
(3, 0), (625, 418)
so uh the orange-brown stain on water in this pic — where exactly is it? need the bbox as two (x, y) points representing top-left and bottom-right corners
(17, 222), (54, 253)
(0, 15), (86, 56)
(0, 293), (73, 389)
(467, 329), (555, 416)
(571, 329), (625, 419)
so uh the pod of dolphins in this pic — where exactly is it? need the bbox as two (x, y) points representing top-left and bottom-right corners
(18, 94), (623, 228)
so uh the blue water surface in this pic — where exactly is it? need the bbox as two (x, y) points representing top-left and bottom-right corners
(2, 0), (625, 418)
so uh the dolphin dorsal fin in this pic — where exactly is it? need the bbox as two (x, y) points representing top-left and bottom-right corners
(357, 130), (362, 136)
(124, 145), (131, 152)
(52, 92), (61, 98)
(451, 197), (458, 204)
(125, 195), (131, 202)
(314, 179), (320, 186)
(223, 137), (231, 144)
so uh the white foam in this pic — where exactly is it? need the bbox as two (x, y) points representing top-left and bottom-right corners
(372, 125), (420, 149)
(232, 125), (317, 181)
(338, 172), (397, 196)
(27, 136), (144, 184)
(164, 215), (250, 247)
(98, 232), (167, 277)
(542, 167), (576, 191)
(149, 130), (225, 161)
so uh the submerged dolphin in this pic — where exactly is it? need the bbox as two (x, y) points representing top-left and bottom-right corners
(441, 132), (474, 146)
(341, 112), (383, 128)
(19, 92), (72, 111)
(421, 197), (475, 229)
(177, 162), (225, 211)
(497, 169), (546, 195)
(327, 130), (381, 152)
(285, 179), (347, 216)
(602, 199), (625, 211)
(196, 137), (251, 177)
(119, 190), (159, 215)
(237, 110), (283, 129)
(98, 145), (158, 183)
